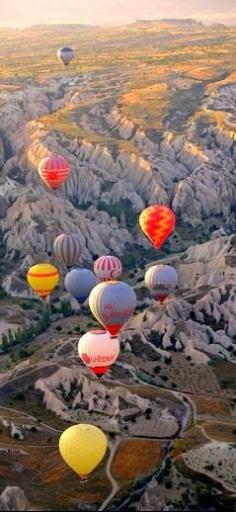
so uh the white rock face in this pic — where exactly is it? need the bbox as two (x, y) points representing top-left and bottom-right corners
(0, 487), (29, 511)
(1, 190), (133, 260)
(125, 283), (236, 364)
(123, 233), (236, 364)
(11, 424), (24, 441)
(138, 478), (166, 511)
(0, 72), (236, 371)
(184, 442), (236, 492)
(35, 366), (151, 421)
(0, 72), (236, 272)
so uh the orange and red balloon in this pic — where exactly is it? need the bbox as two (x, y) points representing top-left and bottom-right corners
(139, 205), (175, 249)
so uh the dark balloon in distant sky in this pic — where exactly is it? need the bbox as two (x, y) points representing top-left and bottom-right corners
(57, 47), (74, 66)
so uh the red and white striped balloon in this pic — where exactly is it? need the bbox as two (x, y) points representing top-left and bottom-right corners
(94, 255), (122, 282)
(38, 154), (70, 190)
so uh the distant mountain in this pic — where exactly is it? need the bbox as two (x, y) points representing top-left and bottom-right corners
(135, 18), (203, 26)
(30, 23), (98, 31)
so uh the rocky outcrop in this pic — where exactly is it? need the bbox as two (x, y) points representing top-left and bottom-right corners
(0, 196), (8, 219)
(0, 138), (4, 168)
(35, 366), (151, 421)
(184, 442), (236, 493)
(1, 190), (133, 260)
(177, 235), (236, 289)
(0, 71), (236, 268)
(11, 424), (24, 441)
(124, 285), (236, 365)
(138, 478), (166, 511)
(0, 487), (29, 511)
(121, 234), (236, 365)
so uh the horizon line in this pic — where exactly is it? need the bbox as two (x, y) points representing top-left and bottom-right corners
(0, 17), (231, 30)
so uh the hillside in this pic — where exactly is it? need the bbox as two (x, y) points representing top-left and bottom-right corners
(0, 20), (235, 511)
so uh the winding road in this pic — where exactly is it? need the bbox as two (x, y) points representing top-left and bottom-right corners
(0, 359), (191, 511)
(99, 438), (121, 512)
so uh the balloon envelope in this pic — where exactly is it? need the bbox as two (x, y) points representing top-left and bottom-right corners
(78, 329), (120, 377)
(145, 264), (178, 302)
(57, 47), (74, 66)
(38, 154), (70, 190)
(65, 268), (97, 304)
(27, 263), (59, 299)
(89, 281), (137, 336)
(94, 255), (122, 281)
(53, 234), (84, 268)
(59, 424), (107, 478)
(139, 205), (175, 249)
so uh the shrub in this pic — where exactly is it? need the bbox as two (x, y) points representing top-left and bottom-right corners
(21, 302), (33, 310)
(61, 300), (72, 317)
(160, 375), (168, 382)
(14, 392), (25, 401)
(18, 348), (32, 359)
(205, 464), (214, 471)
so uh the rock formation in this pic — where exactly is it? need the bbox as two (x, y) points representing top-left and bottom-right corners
(138, 478), (166, 511)
(0, 487), (29, 511)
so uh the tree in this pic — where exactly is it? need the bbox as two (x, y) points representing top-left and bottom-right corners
(7, 329), (14, 346)
(1, 333), (9, 352)
(13, 328), (22, 345)
(60, 300), (72, 318)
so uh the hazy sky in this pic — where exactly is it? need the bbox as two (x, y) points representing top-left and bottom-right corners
(2, 0), (236, 27)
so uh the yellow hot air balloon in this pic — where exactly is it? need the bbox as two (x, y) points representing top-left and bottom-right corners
(59, 424), (107, 480)
(27, 263), (59, 300)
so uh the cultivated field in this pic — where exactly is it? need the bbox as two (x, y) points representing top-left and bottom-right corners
(111, 438), (163, 483)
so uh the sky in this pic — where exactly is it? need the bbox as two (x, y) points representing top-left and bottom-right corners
(1, 0), (236, 28)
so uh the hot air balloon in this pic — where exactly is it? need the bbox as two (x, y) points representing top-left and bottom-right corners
(145, 264), (178, 303)
(59, 424), (107, 480)
(78, 330), (120, 378)
(65, 268), (97, 304)
(27, 263), (59, 300)
(53, 234), (84, 269)
(89, 281), (137, 336)
(38, 154), (70, 190)
(139, 205), (175, 249)
(57, 47), (74, 66)
(94, 255), (122, 282)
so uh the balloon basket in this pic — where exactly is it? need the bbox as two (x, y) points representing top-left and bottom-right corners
(79, 477), (88, 484)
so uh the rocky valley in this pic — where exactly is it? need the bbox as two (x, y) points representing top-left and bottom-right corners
(0, 19), (235, 511)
